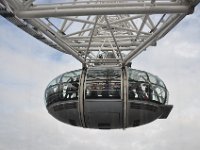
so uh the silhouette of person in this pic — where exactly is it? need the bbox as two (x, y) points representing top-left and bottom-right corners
(129, 84), (135, 99)
(145, 84), (153, 100)
(136, 83), (145, 100)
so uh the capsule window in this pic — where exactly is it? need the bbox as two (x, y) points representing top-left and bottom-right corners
(86, 68), (121, 99)
(129, 70), (148, 82)
(45, 69), (81, 106)
(128, 68), (167, 104)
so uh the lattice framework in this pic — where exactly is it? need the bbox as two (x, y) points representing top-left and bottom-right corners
(0, 0), (199, 67)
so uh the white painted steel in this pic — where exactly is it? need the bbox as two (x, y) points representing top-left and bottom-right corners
(16, 6), (190, 18)
(1, 0), (200, 67)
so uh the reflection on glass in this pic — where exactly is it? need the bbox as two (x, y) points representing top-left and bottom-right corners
(128, 69), (168, 104)
(45, 69), (81, 106)
(129, 82), (151, 100)
(151, 85), (166, 103)
(45, 68), (168, 106)
(147, 73), (165, 87)
(86, 68), (121, 99)
(129, 70), (148, 82)
(62, 77), (79, 100)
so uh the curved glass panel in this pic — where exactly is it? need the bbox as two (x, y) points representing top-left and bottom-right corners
(61, 70), (81, 83)
(45, 68), (168, 106)
(151, 85), (166, 103)
(86, 68), (121, 99)
(129, 82), (150, 100)
(128, 68), (168, 104)
(129, 69), (148, 82)
(47, 75), (62, 87)
(45, 69), (81, 106)
(147, 73), (165, 87)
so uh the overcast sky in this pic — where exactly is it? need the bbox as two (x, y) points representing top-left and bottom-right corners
(0, 4), (200, 150)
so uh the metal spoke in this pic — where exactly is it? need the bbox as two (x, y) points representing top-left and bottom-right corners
(84, 16), (99, 61)
(1, 0), (199, 67)
(104, 15), (123, 60)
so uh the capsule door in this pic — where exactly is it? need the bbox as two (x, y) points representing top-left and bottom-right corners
(84, 68), (123, 129)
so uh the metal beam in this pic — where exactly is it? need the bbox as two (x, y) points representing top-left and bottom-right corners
(122, 67), (128, 129)
(29, 2), (180, 10)
(104, 15), (123, 60)
(59, 15), (143, 28)
(65, 35), (148, 40)
(135, 15), (148, 41)
(78, 68), (87, 127)
(66, 25), (150, 37)
(27, 19), (85, 63)
(77, 47), (137, 52)
(123, 14), (185, 66)
(68, 41), (140, 47)
(16, 6), (190, 18)
(84, 16), (99, 61)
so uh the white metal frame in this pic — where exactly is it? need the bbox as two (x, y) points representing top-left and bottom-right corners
(1, 0), (199, 67)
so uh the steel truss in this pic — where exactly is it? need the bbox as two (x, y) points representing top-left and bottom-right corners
(0, 0), (200, 67)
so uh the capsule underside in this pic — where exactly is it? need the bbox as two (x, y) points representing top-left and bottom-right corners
(45, 67), (172, 129)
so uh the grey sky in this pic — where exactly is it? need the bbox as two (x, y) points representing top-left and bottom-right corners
(0, 5), (200, 150)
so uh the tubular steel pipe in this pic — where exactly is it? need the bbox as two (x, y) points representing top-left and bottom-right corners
(16, 6), (190, 18)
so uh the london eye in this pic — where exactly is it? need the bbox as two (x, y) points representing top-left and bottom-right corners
(1, 0), (199, 129)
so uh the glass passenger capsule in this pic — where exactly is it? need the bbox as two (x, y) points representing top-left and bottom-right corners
(45, 67), (172, 129)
